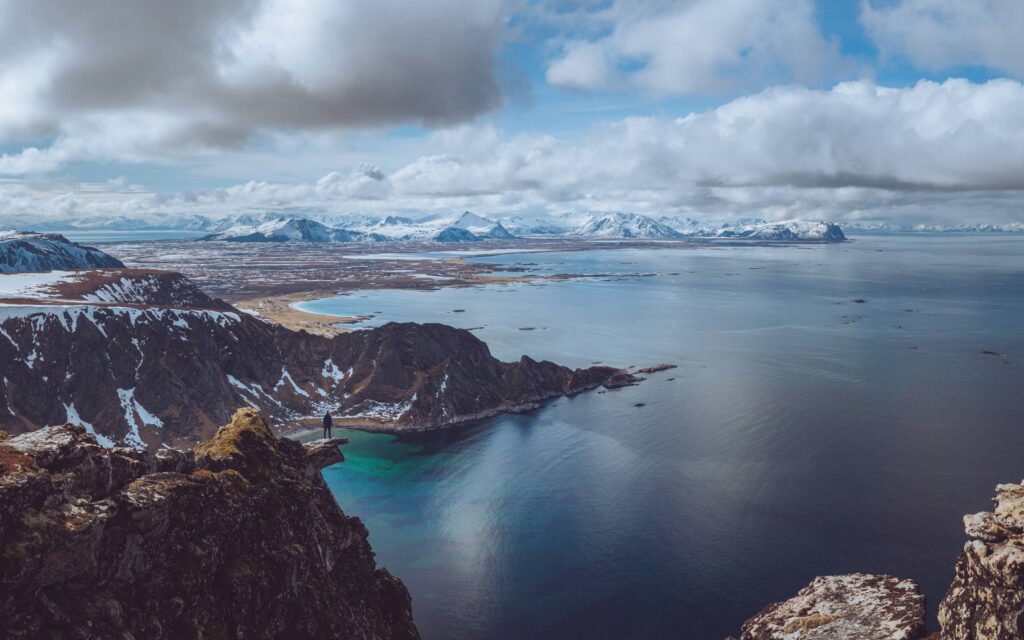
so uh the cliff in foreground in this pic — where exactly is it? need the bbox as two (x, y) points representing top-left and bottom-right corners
(0, 408), (419, 640)
(729, 479), (1024, 639)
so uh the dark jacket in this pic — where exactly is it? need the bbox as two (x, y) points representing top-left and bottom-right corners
(322, 413), (333, 429)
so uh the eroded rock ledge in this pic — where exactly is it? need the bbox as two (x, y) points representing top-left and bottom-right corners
(0, 408), (419, 640)
(731, 574), (926, 640)
(730, 479), (1024, 640)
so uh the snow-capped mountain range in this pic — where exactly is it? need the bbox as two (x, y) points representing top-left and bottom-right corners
(196, 211), (847, 243)
(7, 209), (1024, 238)
(201, 211), (518, 243)
(842, 221), (1024, 233)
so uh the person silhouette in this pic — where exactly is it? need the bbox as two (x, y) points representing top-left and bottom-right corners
(322, 410), (333, 439)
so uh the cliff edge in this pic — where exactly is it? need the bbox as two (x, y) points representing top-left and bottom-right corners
(0, 408), (419, 640)
(730, 478), (1024, 639)
(938, 480), (1024, 639)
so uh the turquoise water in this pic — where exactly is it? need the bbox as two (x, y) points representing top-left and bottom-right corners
(313, 235), (1024, 639)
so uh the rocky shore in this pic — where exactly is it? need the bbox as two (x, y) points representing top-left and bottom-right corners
(0, 409), (420, 639)
(0, 268), (638, 449)
(729, 479), (1024, 639)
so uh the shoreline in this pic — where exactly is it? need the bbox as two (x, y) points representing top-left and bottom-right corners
(234, 291), (365, 337)
(235, 271), (588, 336)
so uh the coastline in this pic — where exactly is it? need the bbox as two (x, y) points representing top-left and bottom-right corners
(280, 374), (639, 440)
(234, 270), (588, 337)
(234, 291), (365, 336)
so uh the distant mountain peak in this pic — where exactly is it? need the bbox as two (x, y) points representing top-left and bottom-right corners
(571, 213), (684, 239)
(0, 231), (125, 273)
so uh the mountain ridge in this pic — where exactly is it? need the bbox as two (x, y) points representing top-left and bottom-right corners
(0, 231), (125, 273)
(0, 268), (636, 449)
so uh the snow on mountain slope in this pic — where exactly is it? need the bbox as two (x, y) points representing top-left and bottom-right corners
(217, 211), (520, 241)
(708, 220), (846, 241)
(844, 222), (1024, 233)
(0, 266), (634, 449)
(0, 271), (83, 300)
(433, 227), (480, 243)
(448, 212), (516, 239)
(499, 214), (572, 236)
(0, 232), (125, 273)
(0, 269), (230, 310)
(201, 217), (385, 243)
(571, 213), (684, 239)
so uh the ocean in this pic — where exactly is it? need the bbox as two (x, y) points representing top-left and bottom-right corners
(302, 234), (1024, 639)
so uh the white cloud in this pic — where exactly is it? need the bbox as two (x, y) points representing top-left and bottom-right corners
(3, 79), (1024, 226)
(545, 0), (854, 94)
(0, 0), (506, 171)
(862, 0), (1024, 75)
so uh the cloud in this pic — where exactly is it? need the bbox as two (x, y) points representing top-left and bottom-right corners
(3, 79), (1024, 225)
(545, 0), (854, 94)
(0, 0), (506, 169)
(390, 79), (1024, 201)
(862, 0), (1024, 75)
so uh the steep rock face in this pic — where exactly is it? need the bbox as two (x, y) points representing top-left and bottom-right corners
(938, 481), (1024, 639)
(0, 270), (634, 449)
(287, 322), (634, 429)
(733, 574), (927, 640)
(0, 409), (419, 640)
(0, 231), (125, 272)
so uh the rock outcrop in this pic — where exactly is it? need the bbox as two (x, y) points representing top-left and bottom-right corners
(0, 269), (636, 449)
(732, 478), (1024, 639)
(938, 480), (1024, 639)
(0, 408), (420, 640)
(732, 574), (927, 640)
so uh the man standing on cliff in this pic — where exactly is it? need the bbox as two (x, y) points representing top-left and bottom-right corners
(322, 411), (333, 440)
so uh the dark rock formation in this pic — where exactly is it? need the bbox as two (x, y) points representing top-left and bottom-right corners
(938, 481), (1024, 639)
(732, 574), (927, 639)
(0, 408), (419, 640)
(0, 269), (635, 449)
(433, 227), (479, 243)
(635, 363), (677, 374)
(0, 231), (125, 272)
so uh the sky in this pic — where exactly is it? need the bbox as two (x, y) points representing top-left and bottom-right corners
(1, 0), (1023, 226)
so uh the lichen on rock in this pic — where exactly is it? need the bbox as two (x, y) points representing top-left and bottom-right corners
(733, 573), (927, 640)
(938, 480), (1024, 640)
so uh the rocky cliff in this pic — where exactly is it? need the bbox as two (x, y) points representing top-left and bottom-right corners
(938, 480), (1024, 639)
(730, 479), (1024, 639)
(0, 269), (634, 449)
(0, 408), (420, 640)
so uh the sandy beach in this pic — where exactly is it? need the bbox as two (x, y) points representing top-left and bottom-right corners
(234, 291), (365, 337)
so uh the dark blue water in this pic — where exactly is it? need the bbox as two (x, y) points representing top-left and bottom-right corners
(309, 235), (1024, 639)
